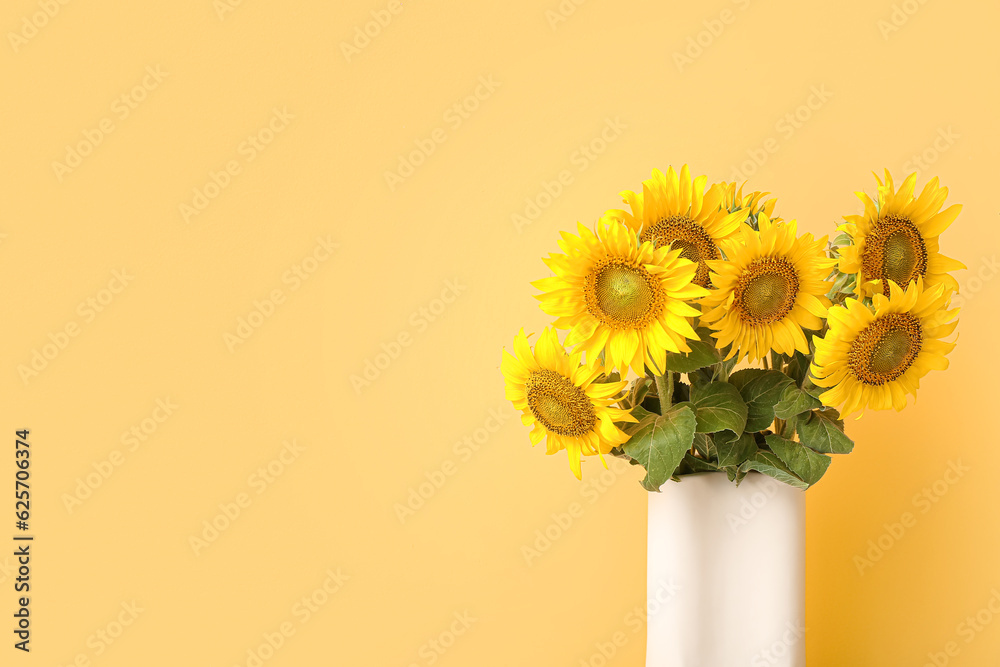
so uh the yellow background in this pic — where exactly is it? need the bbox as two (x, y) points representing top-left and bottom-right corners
(1, 0), (998, 664)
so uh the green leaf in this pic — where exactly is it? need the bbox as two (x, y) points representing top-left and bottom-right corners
(692, 433), (713, 459)
(773, 384), (823, 420)
(669, 400), (696, 414)
(828, 270), (855, 298)
(791, 409), (854, 454)
(728, 369), (794, 432)
(607, 446), (633, 461)
(765, 434), (831, 486)
(713, 431), (758, 468)
(783, 351), (811, 387)
(802, 376), (826, 399)
(719, 354), (738, 378)
(724, 464), (749, 485)
(671, 376), (691, 404)
(689, 366), (714, 390)
(662, 327), (723, 373)
(681, 452), (720, 473)
(622, 405), (657, 436)
(640, 394), (661, 415)
(832, 232), (852, 247)
(622, 404), (697, 492)
(738, 451), (808, 489)
(690, 381), (748, 434)
(623, 378), (652, 410)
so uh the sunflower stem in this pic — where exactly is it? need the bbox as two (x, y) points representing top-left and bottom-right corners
(655, 372), (673, 414)
(770, 350), (782, 372)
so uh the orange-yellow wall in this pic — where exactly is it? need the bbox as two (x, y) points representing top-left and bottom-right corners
(2, 0), (997, 664)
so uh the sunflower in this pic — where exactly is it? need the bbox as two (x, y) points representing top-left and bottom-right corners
(721, 181), (779, 225)
(700, 215), (836, 362)
(810, 279), (958, 415)
(502, 328), (636, 479)
(838, 170), (965, 297)
(604, 165), (749, 287)
(532, 220), (708, 377)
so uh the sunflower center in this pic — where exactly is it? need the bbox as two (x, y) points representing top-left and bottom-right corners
(640, 216), (719, 287)
(884, 229), (918, 285)
(733, 258), (799, 325)
(525, 369), (597, 437)
(861, 215), (927, 295)
(585, 258), (664, 329)
(848, 313), (923, 385)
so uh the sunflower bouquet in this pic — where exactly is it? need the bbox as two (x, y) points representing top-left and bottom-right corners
(501, 166), (962, 490)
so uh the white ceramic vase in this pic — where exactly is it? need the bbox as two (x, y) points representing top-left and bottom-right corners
(646, 472), (805, 667)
